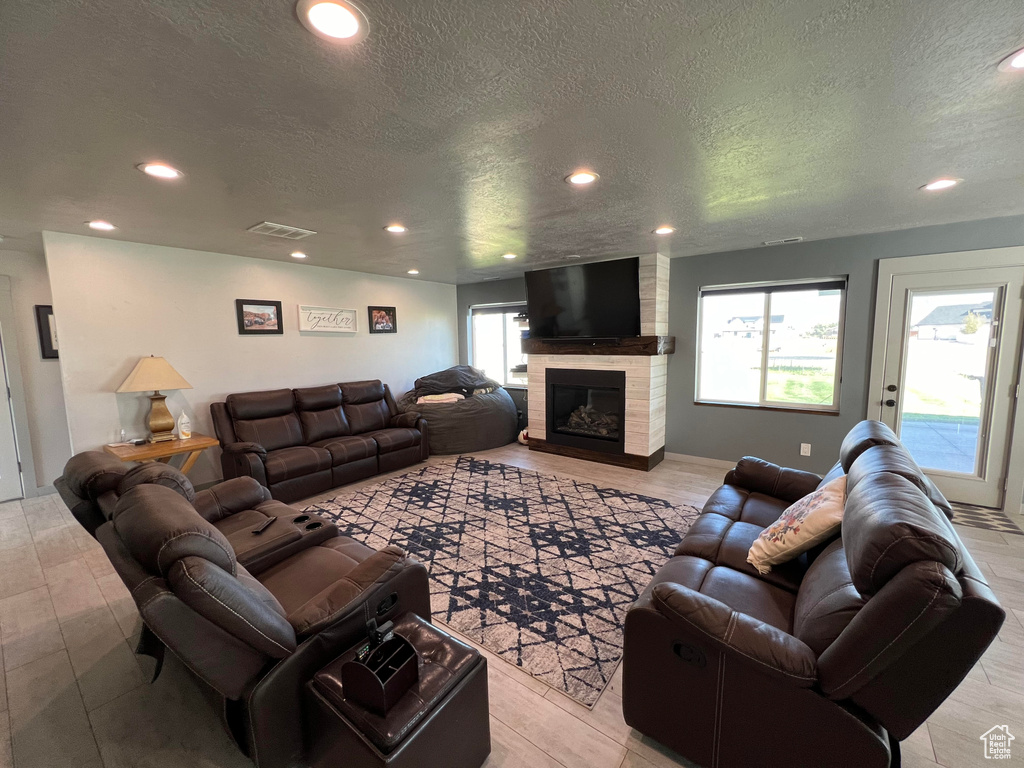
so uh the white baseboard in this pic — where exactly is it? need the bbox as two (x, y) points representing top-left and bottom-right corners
(663, 452), (735, 470)
(25, 485), (56, 498)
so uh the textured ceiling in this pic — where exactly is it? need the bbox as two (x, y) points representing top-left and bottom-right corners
(1, 0), (1022, 283)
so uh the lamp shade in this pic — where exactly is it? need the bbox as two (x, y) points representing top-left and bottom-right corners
(116, 356), (192, 393)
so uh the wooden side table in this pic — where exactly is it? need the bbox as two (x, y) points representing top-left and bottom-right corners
(103, 433), (220, 475)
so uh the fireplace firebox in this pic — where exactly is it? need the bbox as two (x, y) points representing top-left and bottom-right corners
(545, 368), (626, 455)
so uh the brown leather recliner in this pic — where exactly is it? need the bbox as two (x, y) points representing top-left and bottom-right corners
(97, 483), (431, 768)
(55, 449), (131, 535)
(622, 421), (1004, 768)
(211, 380), (429, 502)
(55, 452), (338, 573)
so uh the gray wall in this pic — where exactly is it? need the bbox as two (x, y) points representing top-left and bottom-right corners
(666, 214), (1024, 473)
(455, 277), (527, 366)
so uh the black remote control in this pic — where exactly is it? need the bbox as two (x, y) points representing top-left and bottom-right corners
(251, 517), (276, 535)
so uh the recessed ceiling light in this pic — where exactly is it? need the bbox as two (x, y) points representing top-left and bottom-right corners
(997, 47), (1024, 72)
(502, 253), (517, 260)
(290, 251), (307, 259)
(384, 224), (407, 233)
(137, 163), (183, 180)
(653, 226), (675, 235)
(296, 0), (369, 43)
(87, 220), (116, 231)
(565, 254), (581, 259)
(565, 170), (599, 185)
(921, 178), (961, 191)
(407, 269), (420, 275)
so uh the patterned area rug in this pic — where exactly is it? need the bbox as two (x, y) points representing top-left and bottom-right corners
(306, 457), (700, 706)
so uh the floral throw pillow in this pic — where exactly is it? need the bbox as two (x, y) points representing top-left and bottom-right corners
(747, 476), (847, 575)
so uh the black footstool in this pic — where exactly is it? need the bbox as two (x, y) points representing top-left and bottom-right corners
(306, 613), (490, 768)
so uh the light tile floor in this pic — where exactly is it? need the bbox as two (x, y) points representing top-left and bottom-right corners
(0, 445), (1022, 767)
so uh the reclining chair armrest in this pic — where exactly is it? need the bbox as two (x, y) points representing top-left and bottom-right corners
(55, 475), (106, 536)
(288, 546), (412, 638)
(652, 582), (818, 687)
(224, 441), (267, 458)
(193, 476), (273, 523)
(219, 442), (269, 486)
(724, 456), (823, 504)
(390, 411), (423, 429)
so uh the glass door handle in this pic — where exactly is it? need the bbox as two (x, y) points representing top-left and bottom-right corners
(884, 399), (897, 407)
(886, 384), (898, 392)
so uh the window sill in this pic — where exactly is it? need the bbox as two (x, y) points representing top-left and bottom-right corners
(694, 401), (840, 416)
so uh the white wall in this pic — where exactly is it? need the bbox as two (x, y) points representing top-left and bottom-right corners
(0, 250), (73, 489)
(43, 232), (458, 486)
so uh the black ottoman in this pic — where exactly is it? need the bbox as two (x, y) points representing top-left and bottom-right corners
(306, 613), (490, 768)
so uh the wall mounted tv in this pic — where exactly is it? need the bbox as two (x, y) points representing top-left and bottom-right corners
(525, 257), (641, 339)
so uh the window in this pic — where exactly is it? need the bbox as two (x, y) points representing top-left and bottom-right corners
(696, 279), (846, 411)
(470, 304), (528, 387)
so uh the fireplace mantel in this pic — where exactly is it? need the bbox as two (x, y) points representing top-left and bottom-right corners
(521, 336), (675, 356)
(526, 253), (670, 471)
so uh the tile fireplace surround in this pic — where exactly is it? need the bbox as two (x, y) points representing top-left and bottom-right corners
(526, 254), (671, 470)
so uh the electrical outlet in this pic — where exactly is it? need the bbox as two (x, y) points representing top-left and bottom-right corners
(800, 443), (812, 457)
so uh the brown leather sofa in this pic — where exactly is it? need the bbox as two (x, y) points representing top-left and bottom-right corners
(622, 421), (1004, 768)
(97, 480), (431, 768)
(211, 380), (429, 502)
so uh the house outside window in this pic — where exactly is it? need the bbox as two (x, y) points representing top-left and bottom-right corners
(470, 303), (528, 387)
(696, 278), (847, 411)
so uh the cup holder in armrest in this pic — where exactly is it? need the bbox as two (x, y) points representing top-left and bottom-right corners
(305, 521), (324, 531)
(293, 515), (311, 524)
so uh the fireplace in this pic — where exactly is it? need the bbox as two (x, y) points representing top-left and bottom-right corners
(545, 368), (626, 455)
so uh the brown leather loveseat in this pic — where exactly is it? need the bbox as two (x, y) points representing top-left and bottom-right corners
(211, 380), (429, 502)
(622, 421), (1004, 768)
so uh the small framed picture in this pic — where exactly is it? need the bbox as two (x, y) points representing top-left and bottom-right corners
(35, 305), (58, 359)
(236, 299), (284, 335)
(368, 306), (397, 334)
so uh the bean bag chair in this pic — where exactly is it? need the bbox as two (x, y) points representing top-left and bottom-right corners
(397, 366), (519, 454)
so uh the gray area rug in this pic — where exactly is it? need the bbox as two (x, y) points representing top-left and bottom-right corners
(306, 456), (700, 706)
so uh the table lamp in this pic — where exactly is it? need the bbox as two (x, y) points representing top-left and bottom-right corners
(116, 356), (192, 443)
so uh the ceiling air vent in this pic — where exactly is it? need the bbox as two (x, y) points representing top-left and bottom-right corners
(762, 237), (804, 246)
(246, 221), (317, 240)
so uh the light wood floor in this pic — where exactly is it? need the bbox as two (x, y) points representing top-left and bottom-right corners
(0, 444), (1021, 768)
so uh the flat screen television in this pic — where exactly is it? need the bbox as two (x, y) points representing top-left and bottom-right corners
(525, 257), (641, 339)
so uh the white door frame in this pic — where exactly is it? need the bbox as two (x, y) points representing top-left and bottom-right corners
(0, 277), (42, 497)
(869, 246), (1024, 516)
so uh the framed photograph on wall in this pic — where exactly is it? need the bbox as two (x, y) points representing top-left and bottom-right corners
(34, 305), (58, 359)
(297, 305), (358, 333)
(236, 299), (284, 335)
(368, 306), (397, 334)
